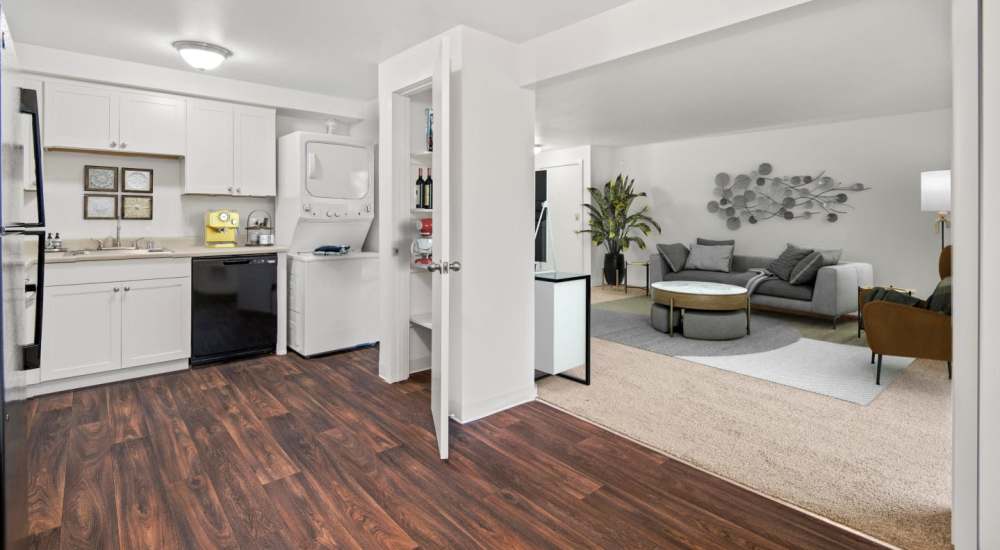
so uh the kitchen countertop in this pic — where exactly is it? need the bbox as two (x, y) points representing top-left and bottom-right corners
(44, 238), (288, 264)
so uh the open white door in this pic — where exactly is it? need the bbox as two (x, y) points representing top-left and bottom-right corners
(430, 37), (451, 460)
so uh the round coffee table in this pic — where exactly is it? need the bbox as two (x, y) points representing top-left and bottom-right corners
(651, 281), (750, 337)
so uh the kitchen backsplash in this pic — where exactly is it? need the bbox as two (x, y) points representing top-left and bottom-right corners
(27, 150), (274, 241)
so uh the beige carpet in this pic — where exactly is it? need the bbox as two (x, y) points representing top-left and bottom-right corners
(538, 338), (952, 550)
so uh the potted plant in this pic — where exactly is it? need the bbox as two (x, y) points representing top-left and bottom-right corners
(583, 174), (661, 285)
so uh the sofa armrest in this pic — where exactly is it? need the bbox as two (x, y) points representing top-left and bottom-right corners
(811, 262), (875, 317)
(863, 301), (951, 360)
(649, 253), (667, 284)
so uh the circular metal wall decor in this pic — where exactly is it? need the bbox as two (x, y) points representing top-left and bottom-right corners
(706, 162), (870, 230)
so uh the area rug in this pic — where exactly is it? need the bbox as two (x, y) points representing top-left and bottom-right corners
(537, 339), (952, 550)
(591, 299), (909, 404)
(682, 339), (910, 405)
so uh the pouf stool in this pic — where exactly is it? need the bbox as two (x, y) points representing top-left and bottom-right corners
(650, 303), (682, 333)
(682, 309), (747, 340)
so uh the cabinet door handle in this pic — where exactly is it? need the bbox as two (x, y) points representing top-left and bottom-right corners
(124, 286), (131, 292)
(113, 287), (120, 292)
(236, 187), (242, 194)
(110, 141), (117, 148)
(120, 142), (127, 149)
(228, 186), (234, 193)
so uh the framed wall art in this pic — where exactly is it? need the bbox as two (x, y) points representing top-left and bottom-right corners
(122, 167), (153, 193)
(83, 165), (118, 192)
(121, 195), (153, 220)
(83, 194), (118, 220)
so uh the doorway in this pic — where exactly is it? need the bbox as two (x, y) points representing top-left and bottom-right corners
(534, 163), (586, 274)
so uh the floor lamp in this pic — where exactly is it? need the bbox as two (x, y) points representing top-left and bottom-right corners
(921, 170), (951, 250)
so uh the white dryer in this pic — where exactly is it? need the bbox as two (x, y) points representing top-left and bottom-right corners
(276, 131), (375, 252)
(277, 131), (380, 356)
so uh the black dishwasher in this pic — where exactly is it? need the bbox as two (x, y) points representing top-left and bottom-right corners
(191, 254), (277, 366)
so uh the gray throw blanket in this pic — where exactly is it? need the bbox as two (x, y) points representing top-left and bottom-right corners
(745, 268), (776, 296)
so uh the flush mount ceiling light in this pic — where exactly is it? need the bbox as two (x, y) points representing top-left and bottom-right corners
(172, 40), (232, 71)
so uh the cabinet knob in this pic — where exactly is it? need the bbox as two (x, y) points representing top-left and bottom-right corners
(113, 287), (120, 292)
(110, 141), (117, 148)
(236, 187), (242, 194)
(120, 142), (127, 149)
(124, 286), (131, 292)
(228, 186), (234, 193)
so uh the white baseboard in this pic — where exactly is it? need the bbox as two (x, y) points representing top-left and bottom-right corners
(26, 359), (190, 397)
(452, 384), (538, 424)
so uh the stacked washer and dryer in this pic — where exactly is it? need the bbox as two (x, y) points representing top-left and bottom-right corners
(276, 131), (379, 356)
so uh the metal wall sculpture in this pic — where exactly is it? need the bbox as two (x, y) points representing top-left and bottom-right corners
(707, 162), (870, 230)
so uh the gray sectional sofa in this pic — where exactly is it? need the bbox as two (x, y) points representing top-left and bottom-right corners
(648, 252), (874, 327)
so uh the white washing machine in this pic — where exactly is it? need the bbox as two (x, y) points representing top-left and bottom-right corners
(277, 132), (379, 356)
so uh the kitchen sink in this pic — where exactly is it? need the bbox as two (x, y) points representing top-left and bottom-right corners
(64, 248), (172, 256)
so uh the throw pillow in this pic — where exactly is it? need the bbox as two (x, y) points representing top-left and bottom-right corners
(768, 244), (814, 281)
(697, 238), (735, 247)
(788, 251), (824, 285)
(656, 243), (689, 273)
(684, 243), (734, 273)
(926, 276), (952, 315)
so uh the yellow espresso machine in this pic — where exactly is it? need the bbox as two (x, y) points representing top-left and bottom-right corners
(204, 209), (240, 247)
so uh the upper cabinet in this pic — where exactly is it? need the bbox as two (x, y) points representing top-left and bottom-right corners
(44, 79), (185, 156)
(118, 91), (186, 155)
(185, 99), (276, 196)
(234, 105), (277, 196)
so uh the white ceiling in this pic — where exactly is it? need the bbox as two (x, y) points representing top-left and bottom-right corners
(534, 0), (952, 148)
(5, 0), (632, 99)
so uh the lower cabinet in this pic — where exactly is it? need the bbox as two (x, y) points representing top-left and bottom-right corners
(41, 260), (191, 383)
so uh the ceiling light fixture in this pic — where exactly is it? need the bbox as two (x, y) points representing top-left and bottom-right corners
(172, 40), (232, 71)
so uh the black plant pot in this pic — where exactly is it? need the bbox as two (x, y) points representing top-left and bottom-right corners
(603, 253), (625, 285)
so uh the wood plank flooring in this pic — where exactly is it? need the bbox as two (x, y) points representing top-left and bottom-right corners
(25, 347), (888, 549)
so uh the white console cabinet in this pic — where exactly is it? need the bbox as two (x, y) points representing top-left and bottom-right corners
(37, 258), (191, 391)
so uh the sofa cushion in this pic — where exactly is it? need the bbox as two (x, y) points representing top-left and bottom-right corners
(656, 243), (689, 273)
(732, 255), (774, 272)
(697, 238), (735, 246)
(768, 244), (814, 281)
(685, 243), (734, 272)
(660, 269), (755, 287)
(755, 279), (815, 301)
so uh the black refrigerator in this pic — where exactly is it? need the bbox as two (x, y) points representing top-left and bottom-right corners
(1, 11), (47, 550)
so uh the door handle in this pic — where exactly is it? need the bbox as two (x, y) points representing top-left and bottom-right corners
(425, 262), (443, 273)
(445, 261), (461, 273)
(18, 89), (45, 228)
(307, 152), (317, 179)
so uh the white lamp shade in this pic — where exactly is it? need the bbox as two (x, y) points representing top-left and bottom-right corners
(921, 170), (951, 212)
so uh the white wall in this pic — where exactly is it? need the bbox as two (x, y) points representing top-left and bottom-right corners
(590, 109), (951, 296)
(34, 151), (272, 241)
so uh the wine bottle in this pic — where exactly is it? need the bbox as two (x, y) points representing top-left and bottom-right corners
(426, 108), (433, 152)
(425, 167), (433, 210)
(415, 168), (425, 209)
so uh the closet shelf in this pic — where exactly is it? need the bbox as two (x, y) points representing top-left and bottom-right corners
(410, 151), (433, 165)
(410, 313), (433, 330)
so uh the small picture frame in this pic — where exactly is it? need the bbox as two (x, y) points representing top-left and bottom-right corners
(121, 168), (153, 193)
(121, 195), (153, 220)
(84, 165), (118, 192)
(83, 194), (117, 220)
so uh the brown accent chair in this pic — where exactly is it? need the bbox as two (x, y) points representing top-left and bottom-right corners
(863, 246), (951, 384)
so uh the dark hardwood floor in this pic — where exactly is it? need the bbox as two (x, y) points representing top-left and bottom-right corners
(25, 347), (887, 549)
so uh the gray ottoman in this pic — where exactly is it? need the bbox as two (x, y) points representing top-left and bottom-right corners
(650, 303), (682, 333)
(682, 310), (748, 340)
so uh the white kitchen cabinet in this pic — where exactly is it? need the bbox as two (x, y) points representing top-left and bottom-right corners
(185, 99), (235, 195)
(185, 100), (276, 196)
(40, 282), (122, 381)
(118, 91), (186, 155)
(122, 277), (191, 368)
(41, 259), (192, 384)
(43, 79), (186, 155)
(43, 80), (118, 151)
(234, 105), (277, 196)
